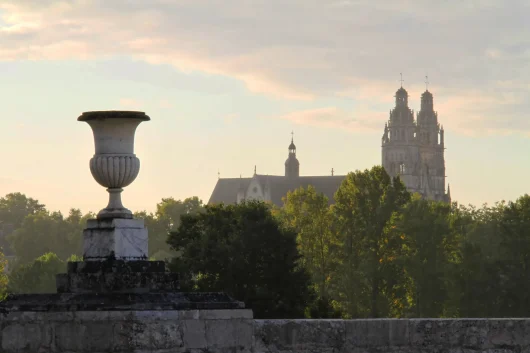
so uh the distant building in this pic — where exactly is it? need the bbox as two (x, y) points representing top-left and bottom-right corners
(381, 84), (451, 202)
(209, 82), (451, 206)
(208, 135), (345, 206)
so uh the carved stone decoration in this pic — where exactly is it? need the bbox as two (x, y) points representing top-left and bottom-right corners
(78, 111), (150, 219)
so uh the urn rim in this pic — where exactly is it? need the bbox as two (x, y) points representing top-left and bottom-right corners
(78, 111), (151, 122)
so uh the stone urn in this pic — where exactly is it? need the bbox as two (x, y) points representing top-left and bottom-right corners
(78, 111), (150, 219)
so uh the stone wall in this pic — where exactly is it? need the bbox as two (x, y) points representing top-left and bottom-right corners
(2, 314), (530, 353)
(0, 309), (253, 353)
(254, 319), (530, 353)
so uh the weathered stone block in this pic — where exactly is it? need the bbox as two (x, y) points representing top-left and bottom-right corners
(83, 218), (148, 260)
(181, 319), (208, 349)
(2, 323), (52, 353)
(344, 319), (391, 347)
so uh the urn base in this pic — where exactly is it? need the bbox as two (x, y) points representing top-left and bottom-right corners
(82, 218), (148, 261)
(97, 207), (134, 220)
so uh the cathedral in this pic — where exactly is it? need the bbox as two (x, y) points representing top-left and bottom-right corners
(208, 135), (345, 206)
(382, 85), (451, 202)
(208, 82), (450, 206)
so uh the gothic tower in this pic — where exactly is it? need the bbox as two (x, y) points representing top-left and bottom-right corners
(382, 85), (418, 191)
(416, 88), (449, 202)
(285, 133), (300, 178)
(382, 80), (450, 203)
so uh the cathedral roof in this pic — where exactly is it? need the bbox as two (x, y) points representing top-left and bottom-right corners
(421, 90), (433, 98)
(208, 174), (346, 206)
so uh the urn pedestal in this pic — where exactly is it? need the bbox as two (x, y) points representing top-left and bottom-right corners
(82, 218), (148, 261)
(0, 111), (251, 353)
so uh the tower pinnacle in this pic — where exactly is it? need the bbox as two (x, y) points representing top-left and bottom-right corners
(285, 132), (300, 178)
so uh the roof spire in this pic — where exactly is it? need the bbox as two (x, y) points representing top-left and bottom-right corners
(254, 165), (257, 175)
(291, 130), (294, 143)
(399, 73), (404, 87)
(331, 167), (334, 176)
(217, 169), (220, 179)
(425, 74), (429, 91)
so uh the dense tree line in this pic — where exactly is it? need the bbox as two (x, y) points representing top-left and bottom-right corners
(3, 166), (530, 319)
(0, 193), (204, 295)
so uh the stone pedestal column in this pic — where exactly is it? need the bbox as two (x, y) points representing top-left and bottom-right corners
(82, 218), (148, 261)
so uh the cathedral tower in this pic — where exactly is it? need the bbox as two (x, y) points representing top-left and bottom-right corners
(416, 87), (449, 202)
(382, 85), (417, 190)
(285, 133), (300, 178)
(382, 78), (450, 203)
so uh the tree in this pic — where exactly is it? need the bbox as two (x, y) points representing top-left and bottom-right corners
(156, 196), (204, 231)
(7, 208), (90, 265)
(136, 196), (204, 260)
(168, 200), (313, 319)
(492, 195), (530, 316)
(133, 210), (168, 259)
(333, 166), (410, 318)
(7, 252), (65, 294)
(0, 192), (46, 229)
(280, 186), (341, 317)
(0, 250), (7, 300)
(388, 195), (454, 317)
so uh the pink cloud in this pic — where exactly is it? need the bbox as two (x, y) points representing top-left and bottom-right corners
(278, 107), (382, 133)
(1, 0), (530, 136)
(119, 98), (142, 110)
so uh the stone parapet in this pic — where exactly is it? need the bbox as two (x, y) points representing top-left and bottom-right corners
(0, 307), (253, 353)
(2, 316), (530, 353)
(253, 318), (530, 353)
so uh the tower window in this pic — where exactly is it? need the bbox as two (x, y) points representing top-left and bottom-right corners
(399, 163), (405, 174)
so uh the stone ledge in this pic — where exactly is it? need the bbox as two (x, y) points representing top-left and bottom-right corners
(67, 260), (166, 274)
(0, 292), (245, 313)
(1, 309), (253, 322)
(56, 272), (180, 293)
(85, 218), (145, 229)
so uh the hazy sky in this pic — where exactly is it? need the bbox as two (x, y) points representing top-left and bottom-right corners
(1, 0), (529, 215)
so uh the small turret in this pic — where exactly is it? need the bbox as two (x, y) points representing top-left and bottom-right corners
(285, 132), (300, 178)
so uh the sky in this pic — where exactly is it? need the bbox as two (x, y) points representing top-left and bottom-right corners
(0, 0), (530, 215)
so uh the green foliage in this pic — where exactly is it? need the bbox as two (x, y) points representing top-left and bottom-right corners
(7, 182), (530, 319)
(387, 196), (454, 317)
(0, 192), (46, 229)
(7, 208), (88, 265)
(7, 252), (64, 294)
(332, 166), (410, 318)
(168, 200), (313, 319)
(279, 185), (341, 318)
(136, 196), (204, 259)
(0, 250), (8, 300)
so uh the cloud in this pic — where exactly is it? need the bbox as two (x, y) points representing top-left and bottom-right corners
(278, 107), (382, 133)
(1, 0), (530, 135)
(223, 113), (238, 125)
(119, 98), (142, 110)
